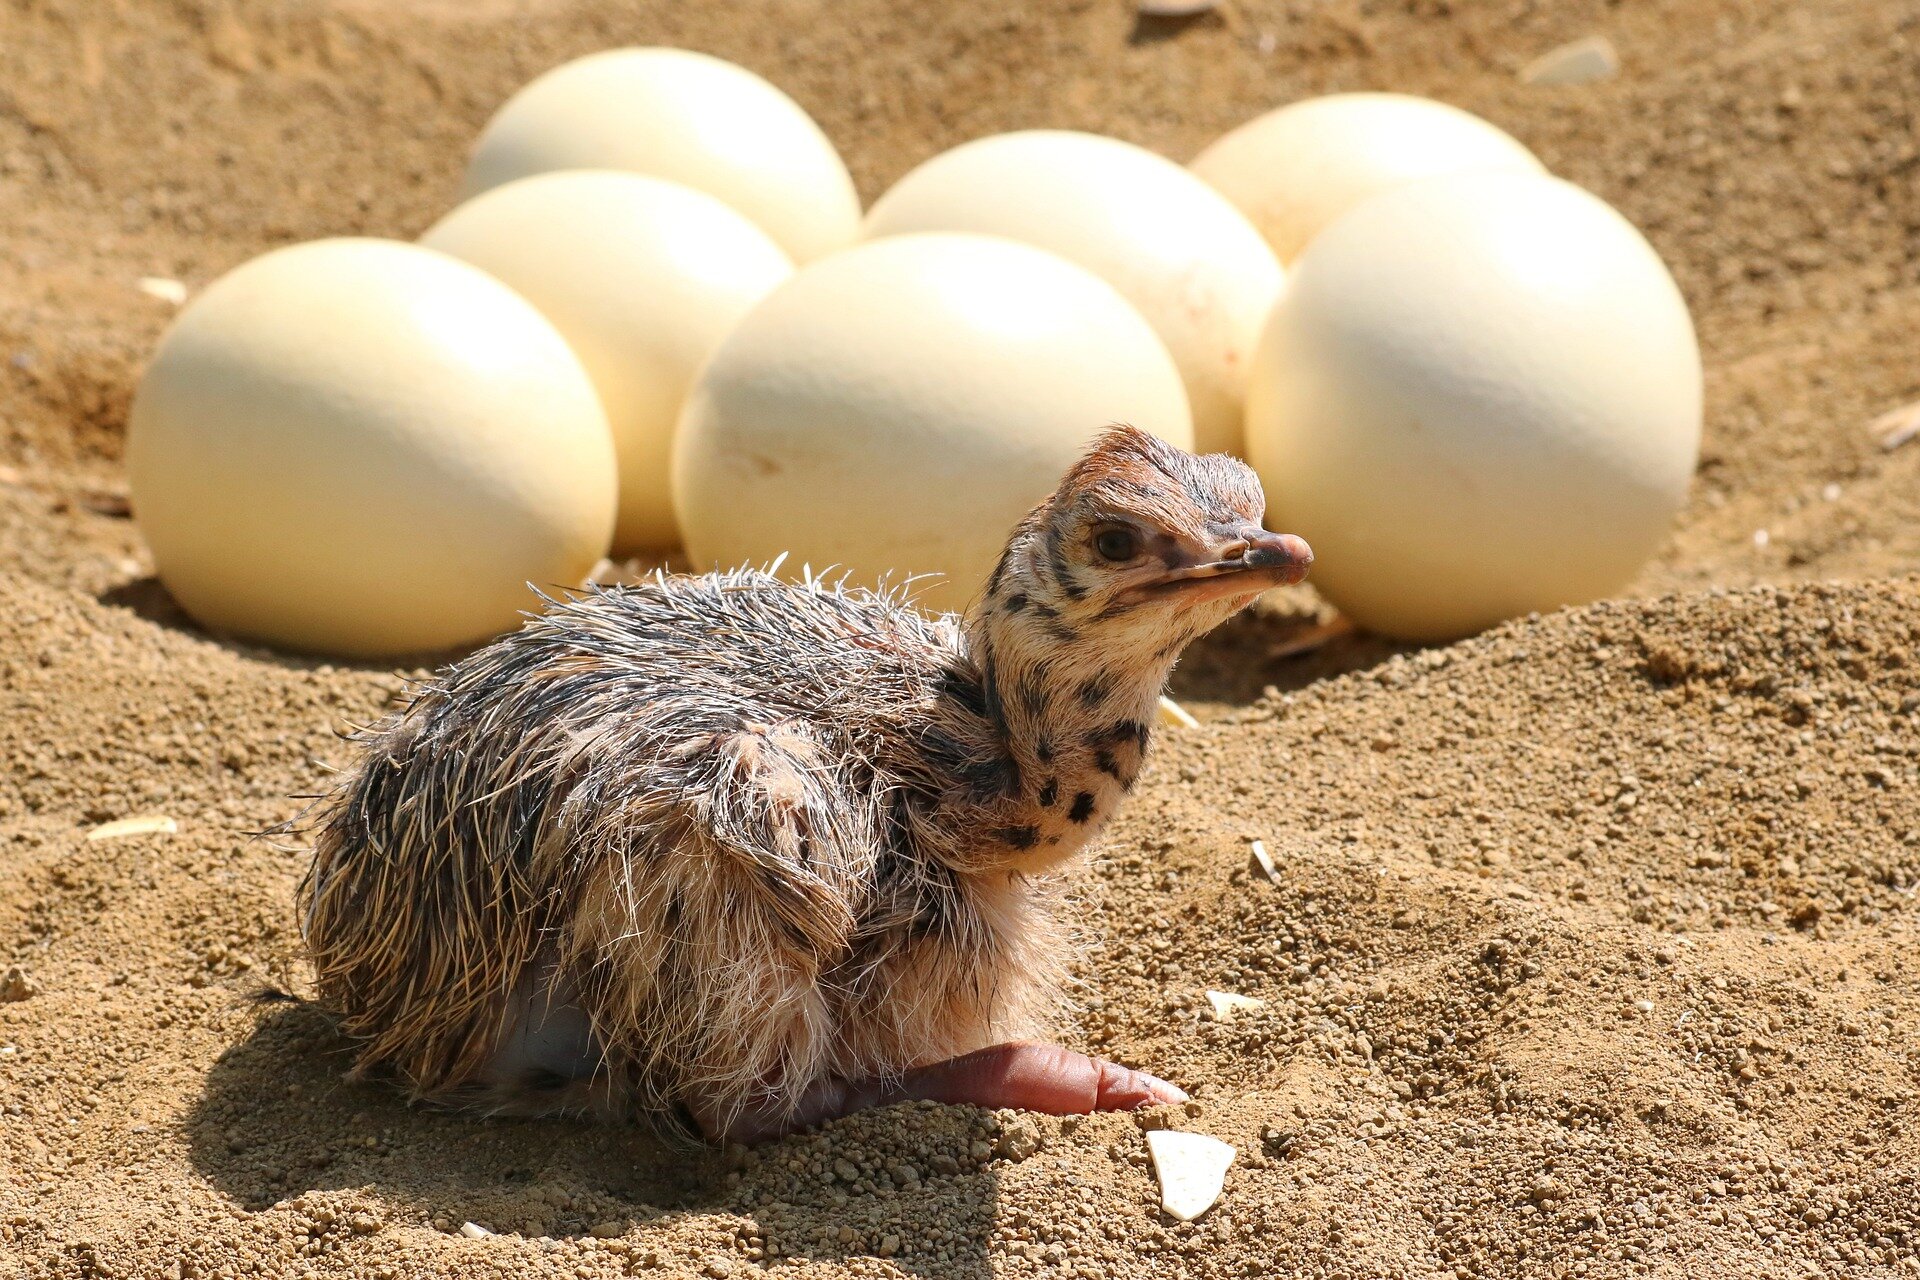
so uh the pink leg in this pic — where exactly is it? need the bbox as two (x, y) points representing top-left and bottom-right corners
(700, 1041), (1187, 1145)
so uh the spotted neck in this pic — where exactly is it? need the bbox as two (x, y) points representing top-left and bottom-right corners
(948, 563), (1178, 874)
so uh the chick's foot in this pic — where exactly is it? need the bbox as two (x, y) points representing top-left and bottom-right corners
(700, 1041), (1188, 1144)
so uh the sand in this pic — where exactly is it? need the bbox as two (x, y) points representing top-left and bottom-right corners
(3, 1), (1918, 1277)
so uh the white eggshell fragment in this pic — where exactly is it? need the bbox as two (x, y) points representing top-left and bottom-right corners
(424, 171), (793, 553)
(128, 238), (617, 657)
(1247, 839), (1281, 885)
(673, 233), (1193, 615)
(138, 277), (189, 306)
(1205, 990), (1265, 1022)
(1244, 172), (1702, 641)
(462, 48), (860, 264)
(1190, 93), (1545, 264)
(1145, 1130), (1236, 1221)
(862, 130), (1282, 455)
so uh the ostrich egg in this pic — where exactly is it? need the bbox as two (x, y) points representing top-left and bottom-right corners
(423, 170), (793, 553)
(673, 233), (1193, 615)
(461, 47), (860, 264)
(127, 238), (617, 657)
(861, 130), (1283, 456)
(1190, 93), (1545, 263)
(1243, 172), (1701, 641)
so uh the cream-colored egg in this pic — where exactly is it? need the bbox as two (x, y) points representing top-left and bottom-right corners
(861, 130), (1282, 456)
(462, 47), (860, 264)
(1244, 172), (1701, 641)
(1191, 93), (1545, 264)
(674, 233), (1193, 614)
(127, 238), (617, 657)
(423, 171), (793, 553)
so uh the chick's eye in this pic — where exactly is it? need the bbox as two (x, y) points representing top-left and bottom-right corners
(1094, 528), (1138, 562)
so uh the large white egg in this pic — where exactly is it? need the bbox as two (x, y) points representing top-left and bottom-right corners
(673, 233), (1193, 615)
(462, 48), (860, 264)
(1244, 172), (1701, 641)
(127, 238), (617, 657)
(860, 130), (1282, 456)
(423, 171), (793, 553)
(1191, 93), (1545, 264)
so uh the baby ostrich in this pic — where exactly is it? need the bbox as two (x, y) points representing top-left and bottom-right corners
(299, 426), (1311, 1144)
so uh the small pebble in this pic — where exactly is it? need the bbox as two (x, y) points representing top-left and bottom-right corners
(0, 968), (38, 1003)
(994, 1115), (1045, 1162)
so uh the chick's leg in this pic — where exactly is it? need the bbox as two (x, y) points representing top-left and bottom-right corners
(703, 1042), (1186, 1145)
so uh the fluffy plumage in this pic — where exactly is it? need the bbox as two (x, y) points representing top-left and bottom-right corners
(297, 426), (1310, 1140)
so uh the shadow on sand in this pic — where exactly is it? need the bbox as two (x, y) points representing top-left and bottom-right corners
(97, 574), (474, 675)
(188, 1001), (999, 1276)
(1127, 7), (1222, 46)
(1168, 600), (1412, 709)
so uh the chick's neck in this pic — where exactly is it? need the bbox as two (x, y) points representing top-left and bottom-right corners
(950, 554), (1178, 874)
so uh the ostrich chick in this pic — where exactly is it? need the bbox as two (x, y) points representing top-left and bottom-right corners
(299, 426), (1312, 1143)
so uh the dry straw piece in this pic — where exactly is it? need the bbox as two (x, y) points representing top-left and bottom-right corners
(85, 815), (178, 842)
(1156, 695), (1201, 729)
(1137, 0), (1218, 14)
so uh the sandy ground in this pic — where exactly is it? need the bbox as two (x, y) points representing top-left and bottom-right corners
(3, 1), (1919, 1277)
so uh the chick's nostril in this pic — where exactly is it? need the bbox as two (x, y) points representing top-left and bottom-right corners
(1245, 532), (1313, 573)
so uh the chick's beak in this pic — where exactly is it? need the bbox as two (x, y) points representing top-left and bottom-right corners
(1147, 526), (1314, 605)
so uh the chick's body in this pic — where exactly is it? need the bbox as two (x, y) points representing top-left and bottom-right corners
(299, 427), (1313, 1141)
(303, 570), (1065, 1136)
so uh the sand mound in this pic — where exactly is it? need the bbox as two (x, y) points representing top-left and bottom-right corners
(3, 574), (1917, 1277)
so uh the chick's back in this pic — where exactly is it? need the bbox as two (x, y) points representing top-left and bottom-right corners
(298, 571), (971, 1115)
